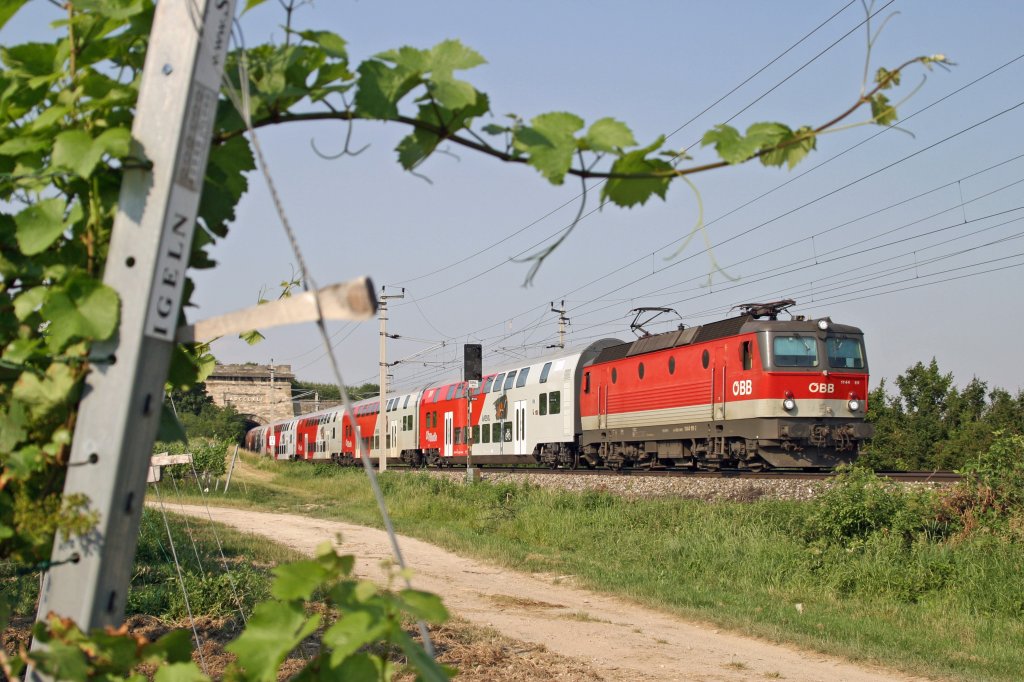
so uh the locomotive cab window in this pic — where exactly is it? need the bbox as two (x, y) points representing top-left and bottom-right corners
(773, 335), (819, 367)
(826, 336), (866, 369)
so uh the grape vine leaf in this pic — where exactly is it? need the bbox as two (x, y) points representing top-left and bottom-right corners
(271, 559), (332, 601)
(226, 600), (320, 682)
(51, 127), (130, 178)
(322, 611), (388, 665)
(40, 274), (120, 351)
(513, 112), (585, 184)
(601, 137), (672, 207)
(153, 663), (210, 682)
(583, 117), (636, 153)
(13, 197), (67, 255)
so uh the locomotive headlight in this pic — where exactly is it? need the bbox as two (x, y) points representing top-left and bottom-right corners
(848, 394), (861, 412)
(782, 392), (797, 411)
(816, 319), (830, 331)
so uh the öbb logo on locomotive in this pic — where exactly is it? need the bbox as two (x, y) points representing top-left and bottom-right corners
(245, 300), (873, 471)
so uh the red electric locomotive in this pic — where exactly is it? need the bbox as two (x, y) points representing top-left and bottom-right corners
(576, 301), (872, 469)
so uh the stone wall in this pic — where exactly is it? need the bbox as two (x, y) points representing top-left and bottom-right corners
(205, 364), (296, 424)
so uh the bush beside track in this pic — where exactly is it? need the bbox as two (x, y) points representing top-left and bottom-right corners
(217, 432), (1024, 681)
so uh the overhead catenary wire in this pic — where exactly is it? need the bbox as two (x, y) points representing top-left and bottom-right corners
(387, 51), (1024, 362)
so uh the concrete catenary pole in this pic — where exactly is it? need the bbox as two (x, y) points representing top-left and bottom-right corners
(377, 286), (404, 471)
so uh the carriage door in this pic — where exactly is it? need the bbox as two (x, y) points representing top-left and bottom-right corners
(390, 421), (399, 457)
(444, 411), (454, 458)
(514, 400), (527, 454)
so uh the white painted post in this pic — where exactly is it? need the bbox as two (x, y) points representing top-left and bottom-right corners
(223, 444), (239, 493)
(33, 0), (236, 636)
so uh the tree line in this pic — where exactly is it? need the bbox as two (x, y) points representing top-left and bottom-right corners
(863, 358), (1024, 471)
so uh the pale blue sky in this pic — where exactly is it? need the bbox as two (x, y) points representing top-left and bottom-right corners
(8, 1), (1024, 393)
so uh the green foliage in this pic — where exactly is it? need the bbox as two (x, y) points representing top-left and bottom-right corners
(293, 380), (381, 402)
(802, 466), (940, 550)
(20, 617), (202, 682)
(153, 437), (231, 479)
(225, 542), (449, 682)
(938, 432), (1024, 539)
(177, 402), (248, 443)
(862, 358), (1024, 470)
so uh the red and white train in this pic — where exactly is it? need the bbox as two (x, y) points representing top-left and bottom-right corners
(244, 302), (873, 470)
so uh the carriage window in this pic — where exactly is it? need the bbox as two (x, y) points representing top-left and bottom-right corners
(472, 425), (479, 443)
(493, 373), (506, 392)
(446, 384), (456, 400)
(773, 335), (819, 367)
(539, 362), (552, 383)
(549, 391), (561, 414)
(539, 393), (548, 416)
(492, 423), (501, 442)
(503, 422), (513, 443)
(404, 395), (411, 409)
(483, 375), (494, 393)
(516, 367), (530, 387)
(503, 370), (518, 391)
(482, 424), (490, 443)
(741, 341), (753, 370)
(432, 389), (441, 403)
(827, 336), (865, 369)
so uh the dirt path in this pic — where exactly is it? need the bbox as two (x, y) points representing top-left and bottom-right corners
(174, 505), (930, 682)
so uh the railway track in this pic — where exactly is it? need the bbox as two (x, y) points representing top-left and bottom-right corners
(395, 464), (962, 483)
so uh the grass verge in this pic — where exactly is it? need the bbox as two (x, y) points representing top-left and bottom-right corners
(174, 451), (1024, 682)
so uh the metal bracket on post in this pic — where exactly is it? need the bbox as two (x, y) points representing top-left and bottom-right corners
(33, 0), (236, 639)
